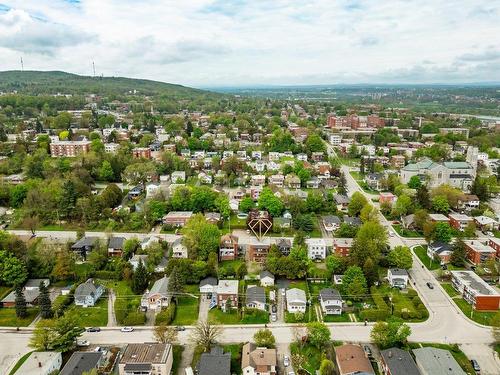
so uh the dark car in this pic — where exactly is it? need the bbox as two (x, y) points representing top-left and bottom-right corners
(271, 304), (277, 313)
(470, 359), (480, 372)
(426, 282), (434, 289)
(363, 345), (373, 358)
(86, 327), (101, 332)
(175, 326), (186, 331)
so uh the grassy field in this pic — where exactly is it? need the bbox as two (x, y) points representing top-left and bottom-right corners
(240, 309), (269, 324)
(172, 296), (199, 325)
(64, 297), (108, 327)
(413, 245), (441, 270)
(0, 308), (38, 327)
(290, 342), (323, 374)
(285, 307), (317, 323)
(323, 313), (351, 322)
(408, 343), (474, 373)
(223, 344), (243, 375)
(8, 351), (34, 375)
(393, 224), (422, 238)
(208, 308), (241, 324)
(441, 283), (498, 325)
(74, 262), (95, 279)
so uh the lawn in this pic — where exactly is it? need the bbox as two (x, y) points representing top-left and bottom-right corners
(408, 343), (474, 374)
(100, 279), (142, 325)
(0, 308), (38, 327)
(290, 342), (323, 374)
(393, 224), (422, 238)
(240, 309), (269, 324)
(285, 307), (317, 323)
(413, 245), (440, 270)
(0, 286), (12, 300)
(74, 262), (95, 279)
(441, 283), (460, 297)
(323, 313), (351, 322)
(64, 297), (108, 327)
(368, 285), (429, 322)
(171, 345), (184, 375)
(223, 344), (243, 375)
(172, 295), (199, 325)
(208, 308), (242, 325)
(8, 351), (34, 375)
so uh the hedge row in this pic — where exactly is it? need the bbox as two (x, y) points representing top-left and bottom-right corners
(155, 303), (176, 325)
(370, 287), (389, 310)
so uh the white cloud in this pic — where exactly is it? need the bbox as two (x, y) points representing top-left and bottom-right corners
(0, 0), (499, 86)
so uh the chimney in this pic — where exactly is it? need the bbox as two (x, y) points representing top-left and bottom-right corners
(388, 351), (392, 358)
(260, 351), (264, 358)
(38, 362), (42, 368)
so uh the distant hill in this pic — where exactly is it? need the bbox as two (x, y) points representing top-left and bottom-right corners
(0, 70), (217, 98)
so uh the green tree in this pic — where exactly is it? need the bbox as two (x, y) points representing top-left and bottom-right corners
(363, 257), (379, 286)
(306, 322), (331, 348)
(348, 192), (368, 216)
(416, 185), (431, 209)
(0, 250), (28, 286)
(239, 197), (255, 212)
(360, 204), (377, 223)
(337, 172), (347, 196)
(182, 214), (221, 260)
(38, 280), (53, 319)
(342, 266), (367, 301)
(122, 161), (157, 187)
(392, 194), (413, 217)
(304, 133), (326, 154)
(351, 221), (387, 266)
(387, 246), (413, 269)
(434, 222), (452, 243)
(51, 250), (75, 281)
(450, 239), (467, 267)
(258, 187), (284, 217)
(168, 266), (184, 303)
(407, 176), (422, 189)
(132, 259), (149, 294)
(293, 213), (314, 232)
(15, 285), (27, 318)
(432, 195), (450, 214)
(370, 319), (411, 349)
(305, 191), (323, 213)
(319, 359), (335, 375)
(98, 160), (114, 181)
(463, 222), (477, 238)
(254, 328), (276, 348)
(326, 254), (346, 276)
(59, 180), (77, 219)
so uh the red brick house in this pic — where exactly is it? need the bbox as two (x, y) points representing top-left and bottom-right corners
(448, 213), (473, 231)
(332, 238), (353, 257)
(219, 234), (239, 261)
(488, 238), (500, 257)
(463, 240), (496, 265)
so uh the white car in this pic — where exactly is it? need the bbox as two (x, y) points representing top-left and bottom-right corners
(283, 355), (290, 367)
(121, 326), (134, 332)
(389, 231), (394, 237)
(271, 313), (277, 322)
(77, 340), (90, 347)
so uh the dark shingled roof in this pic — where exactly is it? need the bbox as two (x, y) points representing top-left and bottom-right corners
(197, 346), (231, 375)
(108, 236), (125, 249)
(380, 348), (420, 375)
(60, 352), (102, 375)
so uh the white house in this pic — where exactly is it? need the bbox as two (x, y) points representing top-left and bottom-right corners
(146, 183), (161, 198)
(259, 270), (275, 287)
(141, 276), (171, 311)
(129, 254), (149, 270)
(141, 236), (160, 250)
(74, 280), (104, 307)
(171, 171), (186, 183)
(15, 351), (62, 375)
(306, 238), (327, 260)
(199, 277), (218, 295)
(286, 288), (307, 313)
(171, 238), (188, 258)
(246, 285), (266, 311)
(387, 268), (410, 289)
(319, 288), (342, 315)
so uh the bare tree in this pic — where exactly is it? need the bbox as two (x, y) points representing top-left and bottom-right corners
(153, 324), (179, 344)
(189, 321), (223, 352)
(292, 325), (307, 349)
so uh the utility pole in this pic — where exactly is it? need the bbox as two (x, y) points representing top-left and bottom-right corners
(20, 57), (24, 71)
(92, 61), (96, 77)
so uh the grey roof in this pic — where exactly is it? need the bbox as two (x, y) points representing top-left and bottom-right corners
(334, 194), (350, 204)
(380, 348), (420, 375)
(413, 347), (465, 375)
(71, 236), (98, 249)
(108, 236), (125, 249)
(150, 276), (170, 295)
(275, 238), (291, 248)
(200, 277), (218, 287)
(24, 279), (49, 288)
(60, 352), (102, 375)
(319, 288), (342, 301)
(197, 346), (231, 375)
(74, 281), (101, 299)
(124, 363), (152, 372)
(260, 270), (274, 280)
(2, 289), (39, 303)
(323, 215), (341, 224)
(389, 268), (409, 277)
(343, 215), (362, 226)
(366, 173), (383, 181)
(246, 285), (266, 304)
(429, 241), (453, 253)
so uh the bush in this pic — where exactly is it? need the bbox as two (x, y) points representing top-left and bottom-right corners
(360, 309), (389, 321)
(370, 287), (389, 310)
(52, 294), (72, 317)
(94, 270), (119, 280)
(123, 311), (146, 325)
(401, 310), (409, 320)
(407, 289), (417, 298)
(155, 303), (176, 325)
(412, 296), (421, 306)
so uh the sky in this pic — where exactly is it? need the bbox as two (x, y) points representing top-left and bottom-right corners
(0, 0), (499, 87)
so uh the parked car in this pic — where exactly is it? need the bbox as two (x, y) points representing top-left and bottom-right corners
(175, 326), (186, 331)
(86, 327), (101, 332)
(271, 313), (277, 322)
(121, 326), (134, 332)
(283, 355), (290, 367)
(77, 340), (90, 347)
(426, 282), (434, 289)
(363, 345), (372, 357)
(271, 304), (277, 313)
(281, 288), (286, 296)
(237, 212), (248, 219)
(470, 359), (480, 372)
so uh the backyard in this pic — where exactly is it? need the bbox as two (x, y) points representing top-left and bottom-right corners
(172, 284), (200, 326)
(0, 308), (38, 327)
(100, 279), (140, 326)
(290, 342), (323, 374)
(64, 297), (108, 327)
(392, 224), (422, 238)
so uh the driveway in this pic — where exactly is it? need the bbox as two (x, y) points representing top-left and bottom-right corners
(276, 342), (293, 375)
(107, 290), (117, 327)
(198, 294), (210, 322)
